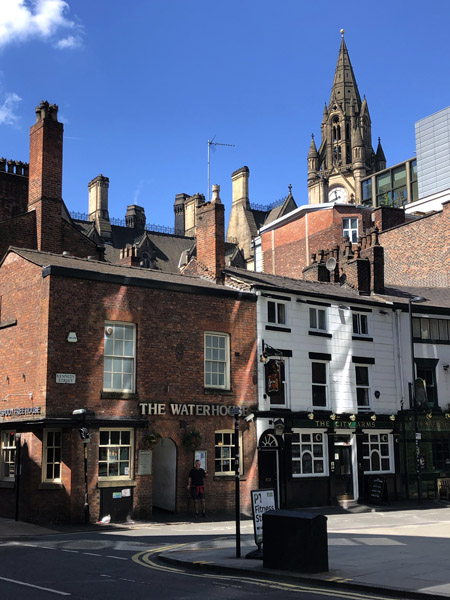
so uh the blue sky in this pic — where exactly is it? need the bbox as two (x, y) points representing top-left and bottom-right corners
(1, 0), (450, 231)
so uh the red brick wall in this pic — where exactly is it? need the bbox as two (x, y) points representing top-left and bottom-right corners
(0, 211), (36, 260)
(0, 170), (28, 221)
(0, 254), (258, 522)
(380, 202), (450, 287)
(261, 206), (372, 278)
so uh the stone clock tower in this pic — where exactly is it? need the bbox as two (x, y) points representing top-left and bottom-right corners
(308, 30), (386, 205)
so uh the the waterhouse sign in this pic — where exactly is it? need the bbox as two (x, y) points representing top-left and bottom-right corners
(139, 402), (249, 417)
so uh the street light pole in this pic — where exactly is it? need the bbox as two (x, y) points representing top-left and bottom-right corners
(408, 296), (426, 504)
(233, 407), (241, 558)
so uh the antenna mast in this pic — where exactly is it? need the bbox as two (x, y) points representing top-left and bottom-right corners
(207, 138), (235, 201)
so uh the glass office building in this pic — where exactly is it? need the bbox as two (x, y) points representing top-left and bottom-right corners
(361, 158), (418, 208)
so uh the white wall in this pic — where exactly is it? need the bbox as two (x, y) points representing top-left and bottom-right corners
(257, 291), (400, 415)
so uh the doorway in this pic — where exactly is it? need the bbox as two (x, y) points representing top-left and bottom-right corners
(152, 438), (176, 511)
(333, 435), (354, 500)
(258, 432), (280, 508)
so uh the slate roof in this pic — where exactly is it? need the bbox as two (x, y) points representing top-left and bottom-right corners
(74, 220), (194, 273)
(225, 267), (450, 311)
(7, 247), (252, 298)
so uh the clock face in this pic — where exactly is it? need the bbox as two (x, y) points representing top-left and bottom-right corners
(328, 186), (348, 202)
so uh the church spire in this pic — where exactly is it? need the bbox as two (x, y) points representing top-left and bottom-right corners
(329, 29), (361, 112)
(308, 30), (384, 206)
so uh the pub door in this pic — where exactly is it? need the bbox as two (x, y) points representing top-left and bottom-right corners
(258, 431), (280, 508)
(332, 435), (354, 500)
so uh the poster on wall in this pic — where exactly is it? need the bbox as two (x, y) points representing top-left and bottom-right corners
(194, 450), (207, 471)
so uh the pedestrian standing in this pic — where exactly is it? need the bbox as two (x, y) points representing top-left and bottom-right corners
(187, 460), (207, 517)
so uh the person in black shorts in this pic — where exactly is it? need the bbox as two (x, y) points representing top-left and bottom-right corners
(187, 460), (207, 517)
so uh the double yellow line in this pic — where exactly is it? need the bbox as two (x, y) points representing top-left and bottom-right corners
(132, 544), (390, 600)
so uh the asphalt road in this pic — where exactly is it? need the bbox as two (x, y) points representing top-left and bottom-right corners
(0, 522), (416, 600)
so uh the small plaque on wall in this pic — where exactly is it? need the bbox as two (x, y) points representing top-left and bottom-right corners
(138, 450), (152, 475)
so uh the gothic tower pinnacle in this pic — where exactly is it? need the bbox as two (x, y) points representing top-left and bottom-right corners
(307, 30), (383, 205)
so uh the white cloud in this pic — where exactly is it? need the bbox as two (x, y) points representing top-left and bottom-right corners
(0, 0), (81, 49)
(0, 92), (22, 125)
(55, 34), (81, 49)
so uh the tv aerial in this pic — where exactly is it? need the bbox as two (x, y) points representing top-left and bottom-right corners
(207, 136), (235, 201)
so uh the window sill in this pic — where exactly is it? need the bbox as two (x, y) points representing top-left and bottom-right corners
(352, 336), (373, 342)
(97, 479), (137, 488)
(101, 392), (139, 400)
(265, 325), (291, 333)
(213, 475), (246, 481)
(0, 480), (14, 488)
(0, 319), (17, 330)
(204, 388), (233, 395)
(39, 482), (65, 490)
(308, 331), (332, 338)
(291, 474), (328, 479)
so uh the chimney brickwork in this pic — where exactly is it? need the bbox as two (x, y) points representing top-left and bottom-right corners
(28, 101), (63, 254)
(303, 228), (384, 295)
(195, 186), (225, 283)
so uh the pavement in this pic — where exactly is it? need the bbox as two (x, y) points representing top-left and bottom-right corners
(2, 501), (450, 598)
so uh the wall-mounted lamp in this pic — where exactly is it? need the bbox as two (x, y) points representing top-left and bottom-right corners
(426, 412), (433, 420)
(308, 412), (315, 420)
(273, 418), (285, 436)
(374, 390), (381, 399)
(245, 413), (255, 423)
(390, 414), (396, 422)
(371, 414), (377, 422)
(443, 364), (449, 372)
(445, 413), (450, 420)
(379, 310), (388, 315)
(330, 413), (336, 421)
(349, 414), (356, 422)
(338, 305), (349, 310)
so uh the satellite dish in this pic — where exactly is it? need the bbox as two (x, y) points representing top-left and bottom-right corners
(325, 257), (337, 272)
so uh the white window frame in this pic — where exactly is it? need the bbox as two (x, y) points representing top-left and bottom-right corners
(0, 430), (16, 481)
(214, 429), (243, 476)
(267, 300), (287, 325)
(98, 428), (134, 481)
(291, 429), (328, 477)
(311, 360), (328, 409)
(355, 364), (371, 411)
(204, 332), (230, 389)
(103, 321), (136, 393)
(352, 312), (369, 336)
(343, 217), (358, 243)
(42, 429), (62, 483)
(362, 430), (394, 474)
(309, 307), (327, 332)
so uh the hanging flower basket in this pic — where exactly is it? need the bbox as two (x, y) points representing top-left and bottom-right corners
(142, 430), (161, 449)
(182, 429), (202, 452)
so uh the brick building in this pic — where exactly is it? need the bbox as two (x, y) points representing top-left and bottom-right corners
(258, 202), (374, 278)
(0, 102), (258, 525)
(0, 241), (258, 523)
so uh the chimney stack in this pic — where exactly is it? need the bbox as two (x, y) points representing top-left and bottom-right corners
(88, 174), (112, 241)
(28, 101), (64, 253)
(196, 185), (225, 283)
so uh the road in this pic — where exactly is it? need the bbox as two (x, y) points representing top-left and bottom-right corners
(0, 520), (416, 599)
